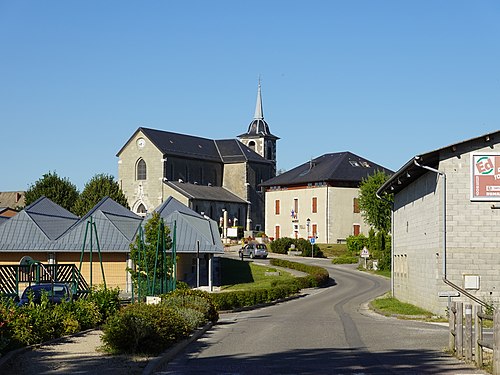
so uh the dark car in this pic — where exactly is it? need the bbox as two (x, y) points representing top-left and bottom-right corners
(239, 243), (268, 259)
(18, 283), (73, 306)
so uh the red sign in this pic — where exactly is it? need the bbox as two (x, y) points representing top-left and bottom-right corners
(471, 154), (500, 201)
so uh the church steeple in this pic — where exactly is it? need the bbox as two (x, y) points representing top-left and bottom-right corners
(254, 80), (264, 120)
(238, 80), (279, 169)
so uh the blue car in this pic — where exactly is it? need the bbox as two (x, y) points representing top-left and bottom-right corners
(18, 283), (73, 306)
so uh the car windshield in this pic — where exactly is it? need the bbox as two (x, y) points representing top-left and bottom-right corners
(23, 285), (67, 298)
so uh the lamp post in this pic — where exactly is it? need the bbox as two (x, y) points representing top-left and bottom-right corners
(306, 218), (314, 258)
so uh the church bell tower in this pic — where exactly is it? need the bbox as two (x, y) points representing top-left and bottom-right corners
(238, 80), (279, 172)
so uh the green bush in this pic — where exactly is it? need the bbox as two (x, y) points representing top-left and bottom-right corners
(269, 237), (324, 257)
(346, 234), (368, 255)
(332, 255), (359, 264)
(162, 289), (218, 324)
(269, 259), (329, 287)
(87, 286), (121, 324)
(101, 303), (190, 354)
(211, 283), (300, 311)
(269, 237), (294, 254)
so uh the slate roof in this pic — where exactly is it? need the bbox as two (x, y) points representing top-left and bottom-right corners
(155, 196), (223, 254)
(165, 181), (248, 204)
(261, 152), (393, 187)
(117, 127), (273, 165)
(378, 130), (500, 196)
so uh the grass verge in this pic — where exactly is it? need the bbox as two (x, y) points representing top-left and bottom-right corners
(370, 294), (442, 320)
(220, 258), (296, 291)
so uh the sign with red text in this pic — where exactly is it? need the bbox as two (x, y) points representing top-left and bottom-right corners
(471, 154), (500, 201)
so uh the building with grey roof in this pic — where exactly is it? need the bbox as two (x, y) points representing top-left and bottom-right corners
(262, 152), (392, 244)
(116, 82), (278, 234)
(0, 195), (223, 292)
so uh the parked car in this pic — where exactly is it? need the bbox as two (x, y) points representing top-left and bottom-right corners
(18, 283), (73, 306)
(239, 243), (268, 259)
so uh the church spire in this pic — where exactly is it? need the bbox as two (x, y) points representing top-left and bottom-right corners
(254, 78), (264, 120)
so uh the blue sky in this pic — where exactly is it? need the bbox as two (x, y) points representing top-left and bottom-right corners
(1, 1), (500, 192)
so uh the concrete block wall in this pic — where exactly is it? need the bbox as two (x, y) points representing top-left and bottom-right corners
(393, 143), (500, 315)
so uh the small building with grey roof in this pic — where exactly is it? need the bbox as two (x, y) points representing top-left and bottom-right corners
(0, 195), (223, 293)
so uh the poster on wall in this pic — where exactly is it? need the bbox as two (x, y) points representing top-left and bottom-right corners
(471, 153), (500, 201)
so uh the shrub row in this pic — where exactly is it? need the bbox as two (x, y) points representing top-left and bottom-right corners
(101, 289), (217, 355)
(211, 259), (330, 311)
(0, 286), (120, 355)
(269, 237), (324, 258)
(210, 283), (300, 311)
(331, 255), (359, 265)
(269, 258), (330, 287)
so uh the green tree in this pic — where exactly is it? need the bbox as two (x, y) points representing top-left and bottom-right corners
(73, 174), (129, 217)
(25, 171), (79, 213)
(358, 170), (393, 233)
(128, 212), (173, 295)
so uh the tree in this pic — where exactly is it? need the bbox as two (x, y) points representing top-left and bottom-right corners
(128, 212), (173, 295)
(72, 174), (129, 217)
(358, 170), (393, 233)
(25, 171), (79, 213)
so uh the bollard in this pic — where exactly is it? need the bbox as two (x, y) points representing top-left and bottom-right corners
(465, 304), (472, 361)
(494, 308), (500, 375)
(475, 305), (483, 368)
(449, 301), (456, 353)
(457, 302), (463, 358)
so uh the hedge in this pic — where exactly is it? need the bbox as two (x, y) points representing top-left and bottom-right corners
(211, 259), (330, 311)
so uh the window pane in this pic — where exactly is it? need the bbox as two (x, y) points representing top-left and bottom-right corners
(137, 159), (147, 180)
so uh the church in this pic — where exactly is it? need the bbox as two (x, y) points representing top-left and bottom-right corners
(116, 82), (279, 233)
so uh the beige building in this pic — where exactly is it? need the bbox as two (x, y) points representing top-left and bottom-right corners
(116, 83), (278, 233)
(378, 130), (500, 315)
(262, 152), (392, 243)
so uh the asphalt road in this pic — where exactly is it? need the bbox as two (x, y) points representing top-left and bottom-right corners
(157, 256), (487, 375)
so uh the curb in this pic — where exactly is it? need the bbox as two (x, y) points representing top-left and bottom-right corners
(141, 322), (214, 375)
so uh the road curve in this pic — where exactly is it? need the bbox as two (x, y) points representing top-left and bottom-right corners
(158, 257), (487, 374)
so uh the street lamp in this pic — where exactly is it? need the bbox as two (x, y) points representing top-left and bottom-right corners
(306, 218), (313, 258)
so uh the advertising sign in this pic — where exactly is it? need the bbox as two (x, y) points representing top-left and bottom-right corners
(471, 154), (500, 201)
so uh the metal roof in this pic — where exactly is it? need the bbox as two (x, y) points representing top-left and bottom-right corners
(0, 196), (223, 254)
(165, 181), (248, 203)
(156, 196), (223, 254)
(261, 152), (393, 187)
(377, 130), (500, 196)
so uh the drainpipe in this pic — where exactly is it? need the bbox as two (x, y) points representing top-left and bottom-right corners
(375, 191), (394, 297)
(413, 157), (488, 308)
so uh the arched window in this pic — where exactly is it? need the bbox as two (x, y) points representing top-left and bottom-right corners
(137, 203), (147, 216)
(248, 141), (256, 151)
(136, 159), (147, 180)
